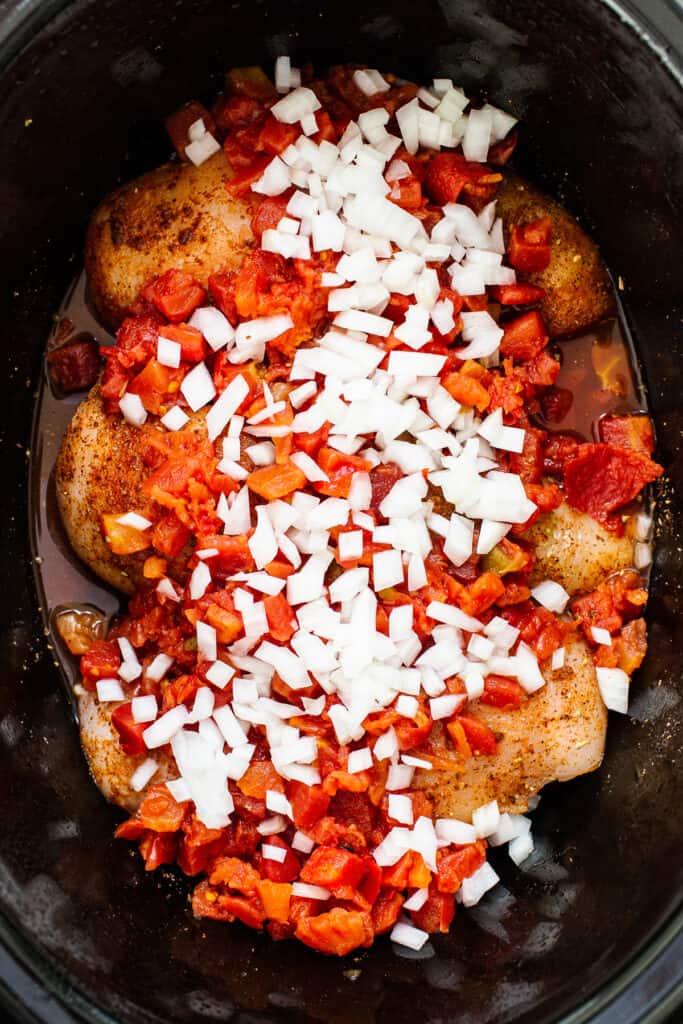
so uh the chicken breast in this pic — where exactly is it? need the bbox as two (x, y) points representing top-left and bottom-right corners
(415, 637), (607, 821)
(78, 690), (171, 812)
(55, 386), (206, 594)
(525, 500), (634, 596)
(497, 173), (615, 337)
(85, 150), (253, 331)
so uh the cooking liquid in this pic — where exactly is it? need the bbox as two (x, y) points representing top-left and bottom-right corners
(29, 271), (650, 709)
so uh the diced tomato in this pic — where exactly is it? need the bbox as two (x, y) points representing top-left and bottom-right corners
(237, 760), (283, 800)
(259, 115), (300, 155)
(436, 841), (487, 893)
(110, 702), (147, 755)
(500, 311), (548, 362)
(311, 109), (338, 144)
(258, 836), (300, 883)
(487, 130), (518, 165)
(382, 851), (431, 890)
(199, 534), (255, 576)
(211, 892), (266, 933)
(209, 855), (261, 892)
(151, 511), (190, 558)
(490, 282), (545, 305)
(508, 217), (552, 274)
(139, 831), (177, 871)
(424, 152), (501, 206)
(80, 640), (121, 690)
(212, 93), (263, 133)
(136, 784), (187, 833)
(388, 175), (423, 210)
(225, 154), (271, 195)
(442, 370), (490, 411)
(145, 454), (201, 496)
(371, 889), (404, 934)
(262, 592), (296, 643)
(128, 358), (173, 414)
(47, 338), (100, 394)
(448, 714), (498, 756)
(247, 460), (306, 500)
(543, 433), (581, 474)
(295, 907), (373, 956)
(256, 879), (292, 923)
(410, 886), (455, 933)
(540, 386), (573, 424)
(207, 272), (237, 322)
(158, 323), (208, 363)
(250, 194), (291, 237)
(294, 422), (331, 457)
(314, 448), (372, 498)
(191, 880), (235, 921)
(509, 427), (545, 484)
(481, 675), (525, 709)
(177, 817), (226, 875)
(289, 782), (331, 831)
(101, 513), (151, 555)
(526, 349), (560, 388)
(300, 847), (366, 890)
(564, 443), (663, 523)
(599, 414), (655, 454)
(394, 708), (433, 751)
(143, 269), (206, 322)
(368, 462), (403, 515)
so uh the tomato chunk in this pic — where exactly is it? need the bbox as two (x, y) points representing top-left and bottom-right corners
(111, 702), (148, 756)
(508, 217), (552, 273)
(300, 847), (366, 890)
(47, 338), (100, 393)
(500, 311), (548, 362)
(424, 152), (500, 206)
(295, 907), (373, 956)
(564, 443), (663, 522)
(599, 414), (655, 454)
(247, 461), (305, 500)
(143, 269), (206, 322)
(490, 282), (545, 306)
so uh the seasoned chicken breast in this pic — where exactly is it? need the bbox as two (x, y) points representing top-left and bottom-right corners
(496, 173), (615, 337)
(415, 637), (606, 820)
(55, 386), (206, 594)
(524, 500), (634, 596)
(85, 150), (253, 331)
(78, 690), (171, 812)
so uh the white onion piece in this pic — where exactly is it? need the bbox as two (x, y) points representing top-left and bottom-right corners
(185, 132), (221, 166)
(130, 758), (158, 792)
(531, 580), (570, 614)
(596, 667), (629, 713)
(180, 362), (216, 412)
(143, 705), (189, 749)
(119, 392), (147, 427)
(390, 921), (430, 951)
(160, 406), (189, 432)
(459, 861), (499, 906)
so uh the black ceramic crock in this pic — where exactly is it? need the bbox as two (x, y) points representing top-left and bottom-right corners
(0, 1), (682, 1021)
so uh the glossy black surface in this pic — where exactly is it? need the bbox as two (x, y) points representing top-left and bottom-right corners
(0, 0), (682, 1021)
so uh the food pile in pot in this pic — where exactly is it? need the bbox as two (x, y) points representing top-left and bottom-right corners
(52, 60), (662, 956)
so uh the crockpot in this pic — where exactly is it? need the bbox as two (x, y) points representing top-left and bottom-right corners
(0, 0), (681, 1021)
